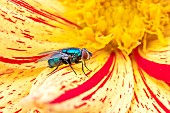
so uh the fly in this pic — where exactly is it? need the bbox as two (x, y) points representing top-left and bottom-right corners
(37, 48), (92, 76)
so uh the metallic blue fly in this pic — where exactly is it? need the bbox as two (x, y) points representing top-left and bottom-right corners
(38, 48), (92, 75)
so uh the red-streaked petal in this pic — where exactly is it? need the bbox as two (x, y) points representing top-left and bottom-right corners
(0, 0), (85, 51)
(134, 39), (170, 82)
(0, 0), (75, 69)
(21, 50), (134, 113)
(0, 65), (44, 113)
(8, 0), (80, 28)
(127, 57), (170, 113)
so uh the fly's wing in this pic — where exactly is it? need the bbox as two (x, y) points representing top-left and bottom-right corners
(37, 50), (60, 62)
(37, 51), (69, 62)
(39, 50), (62, 55)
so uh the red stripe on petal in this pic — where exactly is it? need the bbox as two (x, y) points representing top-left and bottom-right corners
(139, 68), (170, 113)
(7, 47), (27, 51)
(21, 32), (34, 40)
(0, 96), (4, 99)
(82, 62), (114, 100)
(14, 108), (22, 113)
(33, 110), (41, 113)
(152, 103), (162, 113)
(134, 92), (139, 103)
(166, 82), (170, 87)
(41, 9), (82, 29)
(26, 16), (57, 28)
(0, 55), (47, 64)
(8, 0), (81, 28)
(134, 48), (170, 82)
(50, 52), (115, 104)
(74, 102), (87, 109)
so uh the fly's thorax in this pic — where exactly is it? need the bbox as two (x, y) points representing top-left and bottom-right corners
(81, 48), (92, 61)
(62, 48), (81, 57)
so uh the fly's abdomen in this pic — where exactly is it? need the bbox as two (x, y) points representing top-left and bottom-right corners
(48, 58), (60, 68)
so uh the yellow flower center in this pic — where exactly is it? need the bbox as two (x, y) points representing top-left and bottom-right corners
(54, 0), (169, 54)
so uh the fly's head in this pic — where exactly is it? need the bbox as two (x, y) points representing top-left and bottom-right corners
(81, 48), (92, 61)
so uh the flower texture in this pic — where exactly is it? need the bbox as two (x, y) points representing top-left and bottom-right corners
(0, 0), (170, 113)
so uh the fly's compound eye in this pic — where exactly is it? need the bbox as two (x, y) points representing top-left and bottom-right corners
(81, 48), (92, 60)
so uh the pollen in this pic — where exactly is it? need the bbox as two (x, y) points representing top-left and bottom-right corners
(58, 0), (170, 54)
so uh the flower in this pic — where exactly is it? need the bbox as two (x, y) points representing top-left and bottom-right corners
(0, 0), (170, 113)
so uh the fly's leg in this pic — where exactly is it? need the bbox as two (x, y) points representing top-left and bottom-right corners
(81, 61), (87, 76)
(76, 61), (87, 76)
(65, 60), (77, 75)
(84, 61), (91, 71)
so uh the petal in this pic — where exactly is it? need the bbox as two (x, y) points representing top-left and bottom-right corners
(0, 0), (76, 69)
(21, 50), (134, 113)
(0, 64), (44, 113)
(0, 0), (77, 112)
(0, 0), (98, 51)
(127, 55), (170, 113)
(134, 38), (170, 82)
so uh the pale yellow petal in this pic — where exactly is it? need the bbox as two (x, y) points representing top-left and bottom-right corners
(127, 43), (170, 113)
(0, 64), (44, 113)
(135, 38), (170, 82)
(141, 38), (170, 64)
(127, 57), (170, 113)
